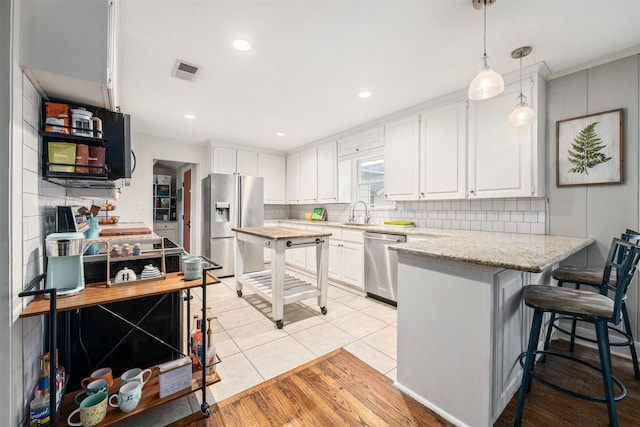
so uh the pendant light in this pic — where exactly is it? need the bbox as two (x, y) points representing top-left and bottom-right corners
(468, 0), (504, 101)
(508, 46), (536, 127)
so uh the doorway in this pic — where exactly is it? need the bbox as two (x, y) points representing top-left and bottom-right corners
(152, 160), (196, 252)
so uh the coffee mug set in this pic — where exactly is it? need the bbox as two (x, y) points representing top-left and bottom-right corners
(67, 367), (152, 426)
(182, 255), (211, 281)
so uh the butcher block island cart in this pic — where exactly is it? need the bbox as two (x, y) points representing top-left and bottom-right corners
(233, 226), (332, 328)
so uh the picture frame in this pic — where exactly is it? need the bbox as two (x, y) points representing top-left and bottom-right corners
(556, 108), (623, 187)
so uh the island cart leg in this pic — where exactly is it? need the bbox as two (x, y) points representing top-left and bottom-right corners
(272, 240), (286, 328)
(234, 234), (244, 297)
(316, 238), (329, 315)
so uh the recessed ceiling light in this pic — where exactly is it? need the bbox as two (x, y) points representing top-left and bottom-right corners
(233, 39), (252, 51)
(184, 114), (196, 119)
(276, 132), (285, 137)
(358, 91), (372, 98)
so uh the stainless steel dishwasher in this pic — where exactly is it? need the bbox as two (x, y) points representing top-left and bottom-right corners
(364, 231), (407, 305)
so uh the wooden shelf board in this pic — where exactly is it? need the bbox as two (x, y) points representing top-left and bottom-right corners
(20, 272), (221, 318)
(57, 367), (220, 426)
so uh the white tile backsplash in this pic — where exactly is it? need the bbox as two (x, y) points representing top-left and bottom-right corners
(271, 196), (548, 235)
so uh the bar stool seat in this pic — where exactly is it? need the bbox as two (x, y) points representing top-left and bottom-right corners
(543, 230), (640, 379)
(552, 265), (615, 286)
(524, 285), (614, 318)
(514, 238), (640, 427)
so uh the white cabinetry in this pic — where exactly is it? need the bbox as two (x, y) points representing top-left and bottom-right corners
(286, 153), (301, 204)
(153, 221), (177, 242)
(258, 153), (286, 204)
(317, 141), (338, 203)
(20, 0), (117, 109)
(300, 147), (318, 203)
(384, 115), (421, 201)
(212, 147), (257, 176)
(421, 100), (467, 200)
(338, 127), (384, 156)
(468, 76), (544, 198)
(327, 229), (364, 289)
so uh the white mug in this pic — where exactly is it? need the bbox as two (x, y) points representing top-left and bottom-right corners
(108, 381), (141, 413)
(183, 257), (210, 281)
(120, 367), (152, 389)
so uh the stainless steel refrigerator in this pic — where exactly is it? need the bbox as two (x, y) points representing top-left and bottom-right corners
(202, 173), (264, 277)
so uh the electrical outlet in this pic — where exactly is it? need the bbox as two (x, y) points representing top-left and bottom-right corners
(136, 203), (143, 210)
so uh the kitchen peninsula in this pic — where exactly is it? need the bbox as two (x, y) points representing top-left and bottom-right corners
(389, 231), (593, 427)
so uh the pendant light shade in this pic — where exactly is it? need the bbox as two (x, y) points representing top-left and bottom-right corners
(468, 55), (505, 100)
(508, 46), (536, 127)
(468, 0), (504, 101)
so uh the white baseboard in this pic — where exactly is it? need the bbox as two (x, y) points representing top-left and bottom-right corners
(393, 381), (471, 427)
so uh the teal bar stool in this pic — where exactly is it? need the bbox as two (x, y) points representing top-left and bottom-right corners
(542, 230), (640, 379)
(514, 238), (640, 427)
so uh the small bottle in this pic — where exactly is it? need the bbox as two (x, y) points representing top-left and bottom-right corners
(132, 243), (142, 256)
(205, 317), (217, 381)
(53, 350), (65, 413)
(30, 354), (51, 426)
(191, 318), (203, 368)
(109, 244), (120, 258)
(121, 243), (130, 257)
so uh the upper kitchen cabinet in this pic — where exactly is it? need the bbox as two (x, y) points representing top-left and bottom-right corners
(468, 73), (546, 199)
(211, 146), (258, 176)
(384, 115), (420, 201)
(338, 127), (384, 157)
(420, 100), (467, 200)
(257, 153), (286, 204)
(20, 0), (118, 110)
(317, 141), (338, 203)
(300, 147), (318, 204)
(286, 153), (301, 204)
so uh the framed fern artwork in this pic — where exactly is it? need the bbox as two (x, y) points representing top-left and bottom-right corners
(556, 108), (623, 187)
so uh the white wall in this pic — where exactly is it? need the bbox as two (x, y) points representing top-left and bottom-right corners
(548, 54), (640, 344)
(117, 133), (210, 255)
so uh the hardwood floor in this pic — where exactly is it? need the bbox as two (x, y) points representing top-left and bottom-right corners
(172, 348), (453, 427)
(496, 340), (640, 426)
(171, 340), (640, 427)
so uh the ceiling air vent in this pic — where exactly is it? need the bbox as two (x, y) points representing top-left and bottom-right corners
(171, 60), (201, 82)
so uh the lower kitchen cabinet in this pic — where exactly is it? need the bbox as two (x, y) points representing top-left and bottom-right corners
(327, 229), (364, 289)
(153, 221), (177, 242)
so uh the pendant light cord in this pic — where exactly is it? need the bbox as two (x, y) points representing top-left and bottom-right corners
(519, 55), (523, 97)
(483, 1), (487, 57)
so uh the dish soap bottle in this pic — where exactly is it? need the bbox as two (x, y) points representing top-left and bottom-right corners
(29, 354), (51, 426)
(205, 316), (217, 382)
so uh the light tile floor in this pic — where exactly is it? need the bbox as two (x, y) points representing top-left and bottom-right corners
(118, 272), (398, 426)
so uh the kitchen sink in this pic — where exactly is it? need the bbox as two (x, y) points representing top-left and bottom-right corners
(342, 222), (375, 227)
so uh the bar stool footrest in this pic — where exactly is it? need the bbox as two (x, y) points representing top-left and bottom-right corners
(551, 315), (634, 347)
(518, 350), (627, 403)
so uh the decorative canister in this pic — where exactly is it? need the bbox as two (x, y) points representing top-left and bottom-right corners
(121, 244), (130, 257)
(109, 245), (120, 258)
(132, 243), (141, 256)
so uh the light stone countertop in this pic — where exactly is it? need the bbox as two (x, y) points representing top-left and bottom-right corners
(274, 219), (594, 273)
(388, 231), (594, 273)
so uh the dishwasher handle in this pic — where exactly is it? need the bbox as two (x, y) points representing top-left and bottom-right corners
(364, 235), (406, 243)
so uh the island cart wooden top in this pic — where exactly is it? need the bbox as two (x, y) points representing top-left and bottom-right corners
(20, 272), (220, 318)
(232, 226), (332, 240)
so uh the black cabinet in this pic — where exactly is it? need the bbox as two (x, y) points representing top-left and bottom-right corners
(41, 98), (131, 185)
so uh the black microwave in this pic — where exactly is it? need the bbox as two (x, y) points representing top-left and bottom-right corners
(102, 110), (132, 181)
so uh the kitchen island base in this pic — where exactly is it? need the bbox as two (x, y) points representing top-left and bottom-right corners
(395, 253), (552, 427)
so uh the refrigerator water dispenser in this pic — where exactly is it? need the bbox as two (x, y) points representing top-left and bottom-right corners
(215, 202), (230, 222)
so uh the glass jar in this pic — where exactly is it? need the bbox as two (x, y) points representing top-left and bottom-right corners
(121, 243), (130, 257)
(109, 244), (120, 258)
(133, 243), (142, 256)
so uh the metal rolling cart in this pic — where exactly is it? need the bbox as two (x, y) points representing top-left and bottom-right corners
(19, 261), (222, 425)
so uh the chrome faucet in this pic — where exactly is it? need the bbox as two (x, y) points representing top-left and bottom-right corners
(349, 201), (371, 224)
